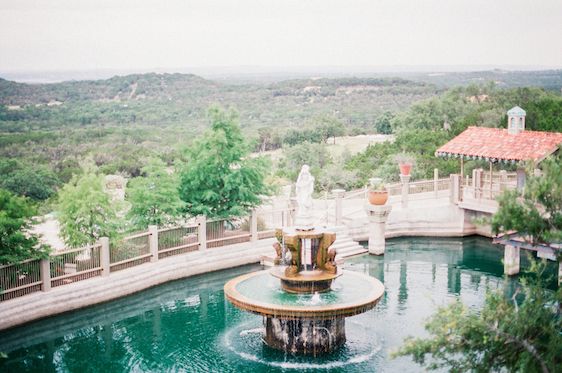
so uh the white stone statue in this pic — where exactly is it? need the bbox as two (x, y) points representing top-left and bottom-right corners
(295, 165), (314, 226)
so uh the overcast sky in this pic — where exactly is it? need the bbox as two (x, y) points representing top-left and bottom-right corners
(0, 0), (561, 72)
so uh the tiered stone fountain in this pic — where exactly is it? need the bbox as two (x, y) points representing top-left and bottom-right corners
(224, 165), (385, 355)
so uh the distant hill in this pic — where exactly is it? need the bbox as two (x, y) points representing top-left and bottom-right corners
(400, 69), (562, 91)
(0, 73), (218, 105)
(0, 73), (438, 132)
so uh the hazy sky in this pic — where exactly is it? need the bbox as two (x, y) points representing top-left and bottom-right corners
(1, 0), (561, 72)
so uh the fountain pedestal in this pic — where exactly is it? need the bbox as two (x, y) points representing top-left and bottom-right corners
(265, 317), (346, 355)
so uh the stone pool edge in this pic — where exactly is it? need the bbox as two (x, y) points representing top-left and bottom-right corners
(0, 238), (276, 332)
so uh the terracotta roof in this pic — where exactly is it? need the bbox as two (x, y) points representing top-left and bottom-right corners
(436, 127), (562, 163)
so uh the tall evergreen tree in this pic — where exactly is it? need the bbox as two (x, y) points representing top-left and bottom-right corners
(58, 171), (118, 247)
(179, 107), (270, 218)
(126, 158), (185, 230)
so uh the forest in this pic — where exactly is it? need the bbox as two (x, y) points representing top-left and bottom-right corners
(1, 70), (561, 247)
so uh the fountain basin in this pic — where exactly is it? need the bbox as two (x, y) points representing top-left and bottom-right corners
(224, 269), (384, 355)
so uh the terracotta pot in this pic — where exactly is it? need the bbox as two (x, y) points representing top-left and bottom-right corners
(368, 190), (388, 205)
(399, 163), (412, 176)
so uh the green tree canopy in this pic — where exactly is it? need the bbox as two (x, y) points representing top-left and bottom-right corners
(0, 189), (50, 264)
(313, 116), (346, 144)
(277, 141), (332, 182)
(58, 171), (118, 247)
(394, 262), (561, 372)
(374, 111), (394, 134)
(492, 152), (562, 245)
(126, 158), (185, 230)
(179, 107), (270, 218)
(0, 159), (60, 201)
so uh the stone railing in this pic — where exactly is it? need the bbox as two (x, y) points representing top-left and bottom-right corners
(459, 170), (517, 202)
(0, 208), (293, 302)
(311, 169), (452, 226)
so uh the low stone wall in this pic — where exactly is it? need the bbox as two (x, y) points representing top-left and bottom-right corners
(347, 200), (491, 242)
(0, 198), (495, 332)
(0, 238), (276, 332)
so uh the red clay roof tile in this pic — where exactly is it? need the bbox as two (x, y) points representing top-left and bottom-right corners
(436, 127), (562, 162)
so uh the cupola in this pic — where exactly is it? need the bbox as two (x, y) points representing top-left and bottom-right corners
(507, 106), (526, 135)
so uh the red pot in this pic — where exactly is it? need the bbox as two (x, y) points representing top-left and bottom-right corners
(399, 163), (412, 176)
(368, 190), (388, 205)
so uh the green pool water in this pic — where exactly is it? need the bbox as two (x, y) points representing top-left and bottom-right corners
(0, 236), (555, 372)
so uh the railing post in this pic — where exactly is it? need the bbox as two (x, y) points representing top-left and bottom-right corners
(197, 215), (207, 251)
(499, 170), (507, 192)
(149, 225), (159, 262)
(433, 168), (439, 198)
(40, 258), (51, 292)
(450, 174), (461, 204)
(250, 209), (258, 242)
(516, 168), (526, 192)
(100, 237), (110, 277)
(400, 174), (411, 208)
(472, 168), (483, 199)
(332, 189), (345, 226)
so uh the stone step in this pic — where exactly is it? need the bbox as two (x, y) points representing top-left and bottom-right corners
(260, 226), (367, 265)
(336, 247), (367, 258)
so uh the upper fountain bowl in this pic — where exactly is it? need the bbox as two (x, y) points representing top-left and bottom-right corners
(224, 269), (384, 319)
(270, 266), (343, 293)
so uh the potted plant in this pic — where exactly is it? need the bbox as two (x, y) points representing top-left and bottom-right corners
(367, 178), (388, 205)
(394, 153), (415, 176)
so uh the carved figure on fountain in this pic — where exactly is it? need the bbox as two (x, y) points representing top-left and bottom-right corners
(283, 234), (301, 277)
(273, 242), (283, 265)
(324, 247), (338, 274)
(315, 232), (336, 270)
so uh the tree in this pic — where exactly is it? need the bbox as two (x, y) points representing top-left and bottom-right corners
(0, 159), (60, 201)
(0, 189), (50, 264)
(58, 171), (118, 247)
(313, 116), (345, 144)
(179, 107), (270, 218)
(374, 111), (394, 134)
(394, 152), (562, 372)
(394, 261), (561, 372)
(278, 142), (332, 182)
(492, 153), (562, 245)
(126, 159), (185, 230)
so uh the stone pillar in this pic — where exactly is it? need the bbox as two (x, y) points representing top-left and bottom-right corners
(100, 237), (110, 277)
(289, 197), (298, 226)
(40, 258), (51, 292)
(332, 189), (345, 226)
(148, 225), (159, 262)
(197, 215), (207, 251)
(499, 170), (507, 191)
(433, 168), (439, 198)
(504, 244), (520, 276)
(450, 174), (461, 204)
(516, 168), (526, 191)
(250, 209), (258, 242)
(400, 174), (410, 208)
(365, 204), (392, 255)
